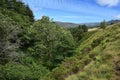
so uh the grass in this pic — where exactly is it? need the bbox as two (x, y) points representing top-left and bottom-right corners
(65, 23), (120, 80)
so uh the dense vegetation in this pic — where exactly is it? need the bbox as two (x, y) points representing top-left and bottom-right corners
(0, 0), (120, 80)
(69, 25), (88, 43)
(0, 0), (76, 79)
(0, 0), (34, 22)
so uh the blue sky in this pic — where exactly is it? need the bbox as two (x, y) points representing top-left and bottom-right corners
(22, 0), (120, 23)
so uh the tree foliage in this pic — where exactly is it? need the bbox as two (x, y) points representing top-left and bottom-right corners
(69, 25), (88, 42)
(0, 0), (34, 22)
(27, 16), (75, 69)
(0, 13), (21, 64)
(100, 20), (106, 29)
(0, 62), (49, 80)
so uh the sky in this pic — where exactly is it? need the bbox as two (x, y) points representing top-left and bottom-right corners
(22, 0), (120, 23)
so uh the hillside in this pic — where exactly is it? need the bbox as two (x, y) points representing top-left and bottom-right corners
(66, 23), (120, 80)
(48, 23), (120, 80)
(1, 0), (120, 80)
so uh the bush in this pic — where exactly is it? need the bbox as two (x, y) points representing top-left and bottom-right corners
(0, 63), (49, 80)
(91, 36), (104, 48)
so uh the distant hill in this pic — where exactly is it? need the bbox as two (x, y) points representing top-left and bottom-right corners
(55, 21), (79, 28)
(55, 21), (100, 28)
(55, 20), (120, 28)
(81, 22), (100, 27)
(107, 20), (120, 25)
(82, 20), (120, 27)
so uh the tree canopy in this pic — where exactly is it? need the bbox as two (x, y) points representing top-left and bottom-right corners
(26, 16), (76, 69)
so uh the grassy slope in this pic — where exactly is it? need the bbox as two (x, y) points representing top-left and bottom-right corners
(49, 23), (120, 80)
(66, 23), (120, 80)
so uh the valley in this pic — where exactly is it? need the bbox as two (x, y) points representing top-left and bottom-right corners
(0, 0), (120, 80)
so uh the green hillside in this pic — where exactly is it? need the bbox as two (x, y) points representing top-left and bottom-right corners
(48, 23), (120, 80)
(0, 0), (120, 80)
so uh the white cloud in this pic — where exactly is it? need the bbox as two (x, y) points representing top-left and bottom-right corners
(97, 0), (120, 7)
(114, 14), (120, 19)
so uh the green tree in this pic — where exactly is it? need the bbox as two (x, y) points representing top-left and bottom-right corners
(27, 16), (75, 69)
(24, 5), (34, 22)
(100, 20), (106, 29)
(81, 24), (88, 32)
(69, 25), (88, 43)
(0, 0), (6, 8)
